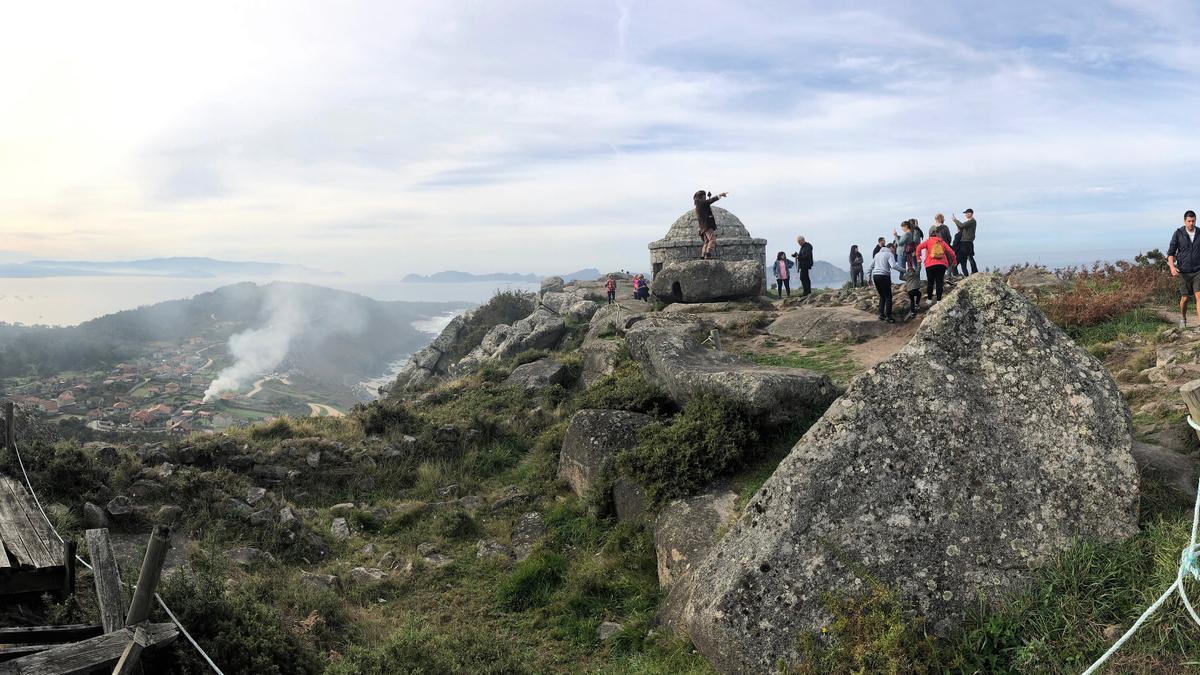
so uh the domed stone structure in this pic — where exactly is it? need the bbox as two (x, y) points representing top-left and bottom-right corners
(649, 207), (767, 277)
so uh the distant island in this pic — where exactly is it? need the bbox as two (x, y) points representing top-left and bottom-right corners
(1, 257), (335, 279)
(402, 268), (602, 284)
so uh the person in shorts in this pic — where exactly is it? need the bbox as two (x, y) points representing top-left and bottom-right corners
(1168, 210), (1200, 328)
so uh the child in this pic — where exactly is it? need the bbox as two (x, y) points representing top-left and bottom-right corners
(605, 275), (617, 304)
(902, 267), (921, 319)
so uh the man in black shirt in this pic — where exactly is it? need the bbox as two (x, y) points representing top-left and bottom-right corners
(1168, 210), (1200, 328)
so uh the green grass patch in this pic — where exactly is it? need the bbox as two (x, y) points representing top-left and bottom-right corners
(748, 344), (860, 383)
(1065, 307), (1169, 346)
(497, 551), (569, 611)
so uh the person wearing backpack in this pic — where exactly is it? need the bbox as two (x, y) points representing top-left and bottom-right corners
(894, 221), (918, 270)
(693, 189), (727, 259)
(916, 229), (958, 303)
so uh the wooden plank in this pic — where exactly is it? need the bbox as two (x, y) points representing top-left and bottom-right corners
(0, 568), (67, 596)
(0, 478), (58, 569)
(0, 624), (177, 675)
(110, 626), (147, 675)
(0, 535), (11, 569)
(59, 541), (74, 599)
(0, 625), (102, 645)
(125, 526), (170, 627)
(0, 647), (46, 664)
(83, 530), (124, 633)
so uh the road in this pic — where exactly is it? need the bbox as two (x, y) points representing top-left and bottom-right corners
(307, 403), (344, 418)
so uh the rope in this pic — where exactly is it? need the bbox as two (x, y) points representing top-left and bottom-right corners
(1081, 415), (1200, 674)
(7, 429), (224, 674)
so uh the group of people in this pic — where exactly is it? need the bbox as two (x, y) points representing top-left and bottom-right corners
(770, 236), (815, 298)
(605, 273), (650, 304)
(858, 210), (979, 322)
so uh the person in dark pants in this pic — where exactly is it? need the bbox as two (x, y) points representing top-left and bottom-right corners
(693, 189), (727, 259)
(916, 229), (957, 303)
(772, 251), (793, 297)
(1168, 210), (1200, 328)
(794, 236), (814, 295)
(605, 275), (616, 304)
(849, 245), (864, 287)
(868, 243), (903, 323)
(952, 209), (978, 276)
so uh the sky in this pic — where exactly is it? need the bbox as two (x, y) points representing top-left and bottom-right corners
(1, 0), (1198, 276)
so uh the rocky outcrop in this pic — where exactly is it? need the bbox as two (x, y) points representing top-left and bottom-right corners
(558, 410), (653, 501)
(580, 340), (623, 388)
(672, 274), (1140, 673)
(541, 291), (601, 324)
(504, 359), (570, 391)
(625, 318), (840, 425)
(540, 276), (565, 295)
(651, 260), (764, 304)
(456, 308), (567, 372)
(656, 486), (740, 629)
(388, 314), (468, 392)
(766, 306), (893, 343)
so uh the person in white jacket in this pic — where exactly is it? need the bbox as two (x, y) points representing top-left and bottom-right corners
(868, 243), (904, 323)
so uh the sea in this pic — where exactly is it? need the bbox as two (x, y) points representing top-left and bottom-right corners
(0, 276), (539, 327)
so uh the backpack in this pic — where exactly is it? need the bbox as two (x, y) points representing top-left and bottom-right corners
(930, 239), (945, 260)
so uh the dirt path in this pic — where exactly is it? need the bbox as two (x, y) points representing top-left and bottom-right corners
(847, 317), (923, 369)
(308, 403), (344, 417)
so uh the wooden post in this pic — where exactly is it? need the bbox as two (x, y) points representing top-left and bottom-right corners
(1182, 379), (1200, 440)
(86, 529), (126, 633)
(112, 625), (149, 675)
(4, 400), (13, 451)
(709, 329), (722, 351)
(62, 540), (77, 599)
(124, 525), (171, 627)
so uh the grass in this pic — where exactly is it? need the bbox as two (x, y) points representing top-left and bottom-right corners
(747, 343), (860, 383)
(1066, 307), (1169, 346)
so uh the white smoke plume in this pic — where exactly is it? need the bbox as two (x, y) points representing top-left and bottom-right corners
(203, 286), (305, 402)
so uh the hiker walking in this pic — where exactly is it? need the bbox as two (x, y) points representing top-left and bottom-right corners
(772, 251), (793, 298)
(605, 275), (617, 304)
(693, 189), (727, 260)
(632, 274), (650, 302)
(868, 242), (904, 323)
(916, 227), (957, 303)
(794, 236), (814, 296)
(952, 209), (978, 276)
(1168, 210), (1200, 328)
(849, 245), (864, 287)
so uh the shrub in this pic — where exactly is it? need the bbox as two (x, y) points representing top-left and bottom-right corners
(617, 393), (760, 505)
(574, 361), (676, 418)
(511, 348), (550, 366)
(352, 400), (421, 436)
(1041, 256), (1175, 329)
(496, 551), (569, 611)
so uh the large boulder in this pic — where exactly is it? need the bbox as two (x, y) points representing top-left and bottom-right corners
(766, 306), (893, 343)
(558, 410), (653, 500)
(504, 359), (570, 391)
(456, 308), (567, 372)
(580, 340), (623, 388)
(387, 314), (468, 394)
(656, 486), (740, 629)
(625, 318), (839, 425)
(540, 276), (565, 295)
(671, 274), (1140, 673)
(651, 260), (764, 304)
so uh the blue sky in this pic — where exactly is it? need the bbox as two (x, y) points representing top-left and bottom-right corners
(1, 0), (1197, 275)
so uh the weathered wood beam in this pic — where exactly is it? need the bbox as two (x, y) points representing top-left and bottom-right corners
(110, 625), (148, 675)
(0, 625), (102, 645)
(0, 623), (177, 675)
(83, 530), (124, 633)
(124, 526), (170, 627)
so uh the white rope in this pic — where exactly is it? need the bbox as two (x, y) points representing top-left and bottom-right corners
(1082, 415), (1200, 674)
(8, 429), (224, 674)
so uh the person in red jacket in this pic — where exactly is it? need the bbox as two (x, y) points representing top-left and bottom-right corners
(605, 275), (617, 304)
(915, 233), (957, 303)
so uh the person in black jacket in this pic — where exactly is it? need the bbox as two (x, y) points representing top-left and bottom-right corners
(693, 189), (727, 259)
(849, 245), (864, 287)
(1168, 210), (1200, 328)
(793, 236), (814, 296)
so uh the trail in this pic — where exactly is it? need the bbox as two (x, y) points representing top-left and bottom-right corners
(307, 403), (344, 417)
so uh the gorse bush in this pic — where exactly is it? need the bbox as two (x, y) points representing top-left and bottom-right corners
(1041, 255), (1175, 329)
(618, 393), (760, 505)
(573, 360), (676, 418)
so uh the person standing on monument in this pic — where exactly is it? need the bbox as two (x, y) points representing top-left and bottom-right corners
(693, 189), (727, 260)
(794, 236), (814, 296)
(1168, 210), (1200, 329)
(952, 209), (978, 276)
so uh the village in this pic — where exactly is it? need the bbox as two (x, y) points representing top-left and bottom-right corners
(0, 336), (352, 436)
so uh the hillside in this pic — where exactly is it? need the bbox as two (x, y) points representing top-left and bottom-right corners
(4, 254), (1199, 673)
(0, 282), (468, 380)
